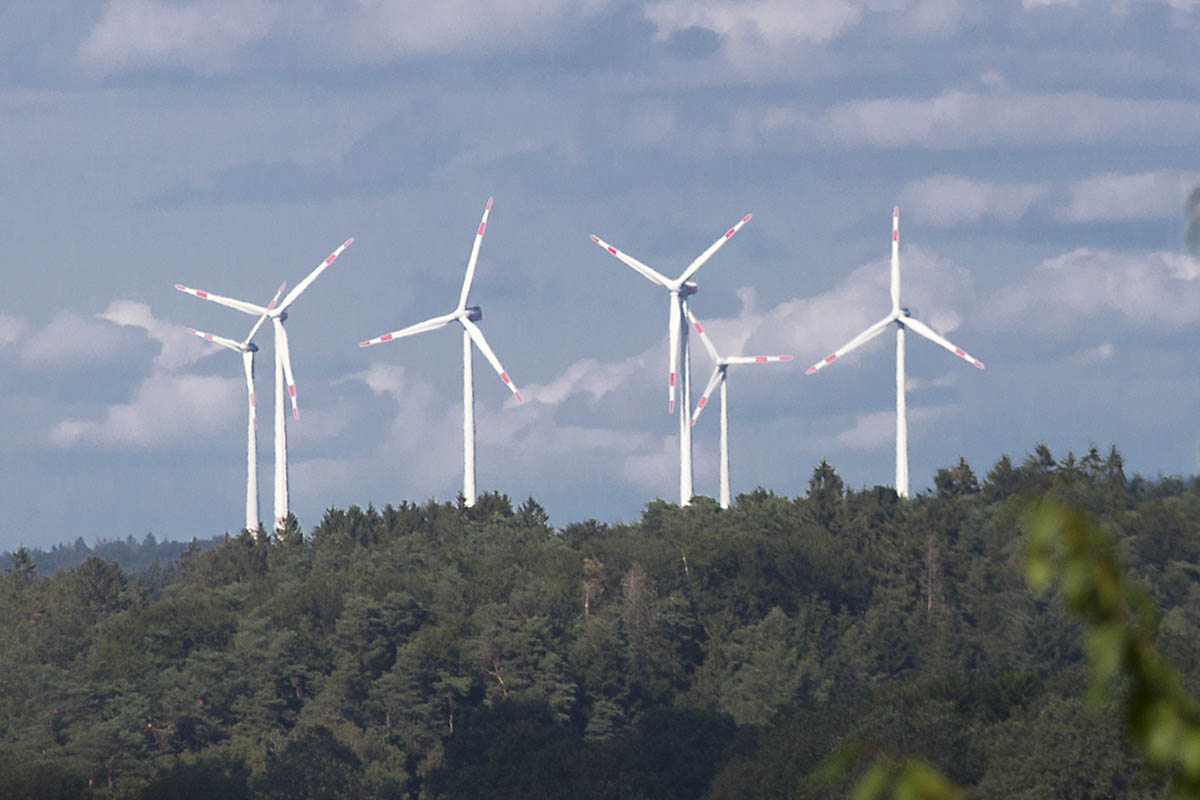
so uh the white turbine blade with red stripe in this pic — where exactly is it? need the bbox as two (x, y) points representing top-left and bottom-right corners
(589, 234), (673, 288)
(241, 350), (256, 428)
(458, 197), (492, 311)
(805, 314), (895, 375)
(243, 282), (287, 347)
(690, 366), (724, 426)
(175, 284), (267, 317)
(668, 292), (681, 413)
(359, 312), (456, 347)
(277, 237), (354, 312)
(890, 206), (901, 313)
(899, 315), (985, 369)
(274, 318), (299, 418)
(461, 318), (522, 402)
(725, 355), (794, 365)
(677, 213), (752, 286)
(683, 303), (721, 363)
(186, 327), (244, 352)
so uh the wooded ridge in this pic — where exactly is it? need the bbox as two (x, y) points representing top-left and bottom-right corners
(1, 444), (1195, 798)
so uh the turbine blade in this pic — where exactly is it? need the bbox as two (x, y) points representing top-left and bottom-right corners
(677, 213), (752, 286)
(175, 284), (266, 317)
(242, 350), (256, 430)
(589, 234), (673, 287)
(358, 313), (455, 347)
(461, 318), (522, 402)
(724, 355), (794, 365)
(458, 197), (493, 310)
(805, 314), (895, 375)
(891, 206), (901, 313)
(683, 302), (721, 363)
(275, 320), (299, 418)
(691, 367), (724, 426)
(278, 237), (354, 312)
(899, 314), (985, 369)
(668, 293), (680, 413)
(243, 282), (287, 347)
(185, 327), (244, 352)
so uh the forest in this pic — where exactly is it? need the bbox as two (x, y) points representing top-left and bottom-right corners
(2, 444), (1199, 798)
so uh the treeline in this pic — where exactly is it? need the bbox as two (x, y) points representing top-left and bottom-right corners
(2, 533), (208, 578)
(2, 444), (1198, 798)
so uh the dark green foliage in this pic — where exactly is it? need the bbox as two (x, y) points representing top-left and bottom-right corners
(2, 446), (1199, 797)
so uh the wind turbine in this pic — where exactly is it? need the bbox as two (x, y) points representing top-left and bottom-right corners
(358, 198), (521, 508)
(805, 206), (983, 497)
(182, 283), (285, 533)
(589, 213), (752, 506)
(176, 237), (354, 528)
(685, 304), (793, 509)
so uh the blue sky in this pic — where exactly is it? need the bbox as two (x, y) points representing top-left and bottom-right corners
(2, 0), (1199, 550)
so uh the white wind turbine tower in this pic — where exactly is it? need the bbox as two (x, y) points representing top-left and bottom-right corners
(182, 283), (285, 533)
(358, 198), (522, 508)
(685, 304), (793, 509)
(176, 238), (354, 529)
(590, 213), (753, 506)
(806, 206), (984, 497)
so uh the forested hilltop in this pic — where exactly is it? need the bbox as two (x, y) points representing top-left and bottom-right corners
(2, 445), (1198, 798)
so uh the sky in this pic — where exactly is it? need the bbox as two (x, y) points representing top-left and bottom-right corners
(2, 0), (1199, 551)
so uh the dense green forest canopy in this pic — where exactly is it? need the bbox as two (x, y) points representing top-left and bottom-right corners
(2, 444), (1198, 798)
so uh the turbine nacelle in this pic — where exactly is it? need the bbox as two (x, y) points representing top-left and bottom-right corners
(679, 281), (698, 297)
(465, 305), (483, 322)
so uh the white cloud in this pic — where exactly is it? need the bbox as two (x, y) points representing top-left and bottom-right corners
(80, 0), (279, 76)
(99, 300), (211, 370)
(983, 248), (1200, 333)
(643, 0), (965, 50)
(336, 362), (409, 399)
(1023, 0), (1200, 11)
(900, 170), (1200, 227)
(901, 175), (1049, 226)
(1056, 170), (1199, 223)
(816, 91), (1200, 149)
(345, 0), (612, 59)
(905, 372), (958, 391)
(644, 0), (866, 45)
(50, 372), (240, 448)
(1071, 341), (1115, 365)
(21, 311), (128, 367)
(521, 353), (648, 406)
(814, 405), (956, 451)
(0, 314), (26, 348)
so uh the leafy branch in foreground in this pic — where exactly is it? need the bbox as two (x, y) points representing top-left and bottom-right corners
(818, 741), (963, 800)
(1026, 501), (1200, 797)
